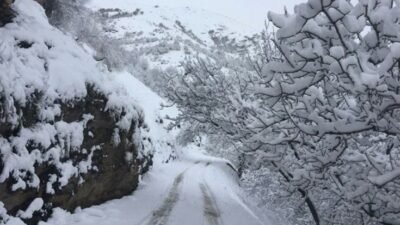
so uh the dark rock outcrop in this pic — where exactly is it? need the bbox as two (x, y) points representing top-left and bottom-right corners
(0, 0), (15, 27)
(0, 0), (54, 27)
(0, 1), (152, 224)
(0, 86), (152, 224)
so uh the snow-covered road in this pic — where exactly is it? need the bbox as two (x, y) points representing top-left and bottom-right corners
(41, 156), (271, 225)
(38, 72), (272, 225)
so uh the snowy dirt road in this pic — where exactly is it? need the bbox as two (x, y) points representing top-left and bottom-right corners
(146, 171), (185, 225)
(41, 157), (271, 225)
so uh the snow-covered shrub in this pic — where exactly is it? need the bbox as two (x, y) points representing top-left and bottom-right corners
(164, 0), (400, 224)
(264, 0), (400, 223)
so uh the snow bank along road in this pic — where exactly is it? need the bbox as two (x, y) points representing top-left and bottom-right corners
(41, 156), (271, 225)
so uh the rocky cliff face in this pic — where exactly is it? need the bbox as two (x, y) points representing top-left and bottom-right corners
(0, 86), (152, 224)
(0, 0), (55, 27)
(0, 0), (15, 27)
(0, 0), (152, 224)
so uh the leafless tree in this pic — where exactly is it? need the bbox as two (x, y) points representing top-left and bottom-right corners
(164, 1), (400, 224)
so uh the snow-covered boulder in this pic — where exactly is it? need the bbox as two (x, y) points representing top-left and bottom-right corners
(0, 0), (152, 223)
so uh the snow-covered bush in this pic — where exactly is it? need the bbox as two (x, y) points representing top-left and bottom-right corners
(164, 0), (400, 224)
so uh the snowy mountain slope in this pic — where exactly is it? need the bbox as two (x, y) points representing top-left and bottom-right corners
(85, 0), (259, 68)
(86, 0), (256, 40)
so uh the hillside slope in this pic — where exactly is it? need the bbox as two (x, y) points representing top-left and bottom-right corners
(85, 0), (258, 69)
(0, 0), (151, 223)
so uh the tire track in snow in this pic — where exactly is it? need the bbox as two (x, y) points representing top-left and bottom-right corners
(200, 182), (222, 225)
(146, 171), (185, 225)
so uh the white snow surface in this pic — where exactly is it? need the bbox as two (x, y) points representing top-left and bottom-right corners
(87, 0), (302, 29)
(42, 145), (272, 225)
(17, 198), (44, 219)
(112, 71), (180, 163)
(86, 0), (257, 37)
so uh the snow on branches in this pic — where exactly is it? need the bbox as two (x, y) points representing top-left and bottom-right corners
(165, 0), (400, 224)
(266, 1), (400, 223)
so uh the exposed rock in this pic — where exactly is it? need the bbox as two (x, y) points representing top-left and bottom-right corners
(0, 0), (15, 27)
(0, 86), (152, 224)
(0, 0), (55, 27)
(0, 1), (153, 224)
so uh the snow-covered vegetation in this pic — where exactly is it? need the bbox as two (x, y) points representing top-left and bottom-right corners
(163, 0), (400, 224)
